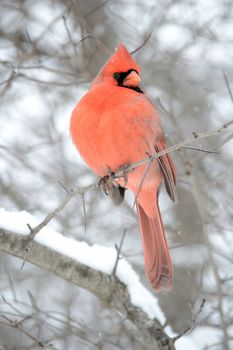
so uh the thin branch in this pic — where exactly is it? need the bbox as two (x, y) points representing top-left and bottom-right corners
(25, 184), (97, 242)
(76, 33), (92, 46)
(112, 229), (127, 275)
(62, 14), (78, 55)
(216, 132), (233, 148)
(23, 117), (233, 242)
(70, 0), (111, 56)
(223, 71), (233, 104)
(133, 155), (154, 208)
(84, 0), (110, 18)
(0, 315), (46, 348)
(131, 7), (169, 56)
(2, 296), (24, 316)
(131, 31), (154, 55)
(180, 146), (219, 154)
(173, 299), (206, 342)
(189, 164), (230, 349)
(113, 118), (233, 179)
(1, 294), (97, 347)
(81, 192), (87, 233)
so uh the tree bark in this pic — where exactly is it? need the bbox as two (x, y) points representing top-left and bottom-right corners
(0, 228), (175, 349)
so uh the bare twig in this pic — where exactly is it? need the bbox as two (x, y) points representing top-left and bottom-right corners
(0, 315), (46, 348)
(223, 71), (233, 104)
(25, 184), (97, 242)
(70, 0), (111, 55)
(216, 132), (233, 148)
(180, 146), (219, 154)
(131, 31), (154, 55)
(62, 14), (78, 55)
(0, 71), (16, 98)
(2, 296), (24, 315)
(112, 229), (127, 275)
(189, 165), (230, 349)
(84, 0), (110, 18)
(133, 155), (154, 208)
(1, 296), (98, 349)
(113, 118), (233, 179)
(19, 242), (30, 271)
(173, 299), (206, 342)
(76, 33), (92, 46)
(81, 192), (87, 233)
(22, 117), (233, 243)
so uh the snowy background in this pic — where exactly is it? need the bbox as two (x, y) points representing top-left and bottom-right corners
(0, 0), (233, 349)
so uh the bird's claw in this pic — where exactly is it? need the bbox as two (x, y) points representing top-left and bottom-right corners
(99, 174), (114, 196)
(116, 163), (129, 186)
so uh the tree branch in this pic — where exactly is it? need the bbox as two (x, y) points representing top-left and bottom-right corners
(70, 0), (111, 55)
(21, 117), (233, 242)
(114, 117), (233, 179)
(25, 183), (96, 242)
(0, 228), (175, 349)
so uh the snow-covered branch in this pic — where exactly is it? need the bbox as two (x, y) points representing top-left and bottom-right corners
(0, 209), (176, 349)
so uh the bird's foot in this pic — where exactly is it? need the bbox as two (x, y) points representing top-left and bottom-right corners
(115, 163), (130, 187)
(98, 173), (115, 196)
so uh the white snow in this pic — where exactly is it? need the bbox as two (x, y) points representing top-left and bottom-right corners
(0, 208), (165, 323)
(176, 336), (200, 350)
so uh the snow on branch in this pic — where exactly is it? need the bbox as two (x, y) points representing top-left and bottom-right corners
(0, 209), (176, 349)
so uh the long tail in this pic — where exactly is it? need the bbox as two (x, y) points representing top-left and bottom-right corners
(136, 200), (173, 291)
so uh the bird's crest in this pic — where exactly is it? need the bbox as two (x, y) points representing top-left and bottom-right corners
(92, 44), (140, 86)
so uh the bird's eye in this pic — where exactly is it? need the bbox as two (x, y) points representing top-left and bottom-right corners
(113, 72), (120, 81)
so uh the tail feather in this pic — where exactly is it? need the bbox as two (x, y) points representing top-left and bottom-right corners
(136, 201), (173, 291)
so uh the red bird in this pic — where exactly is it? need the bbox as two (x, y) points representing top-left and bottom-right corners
(70, 44), (177, 291)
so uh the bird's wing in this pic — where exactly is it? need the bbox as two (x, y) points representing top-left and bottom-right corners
(154, 136), (178, 203)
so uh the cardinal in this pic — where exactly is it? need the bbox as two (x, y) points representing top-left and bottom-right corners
(70, 44), (177, 291)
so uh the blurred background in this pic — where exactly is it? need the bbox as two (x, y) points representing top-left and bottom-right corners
(0, 0), (233, 349)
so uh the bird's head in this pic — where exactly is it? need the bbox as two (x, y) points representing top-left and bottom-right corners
(92, 44), (142, 93)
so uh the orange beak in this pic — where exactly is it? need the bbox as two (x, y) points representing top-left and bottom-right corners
(123, 71), (141, 87)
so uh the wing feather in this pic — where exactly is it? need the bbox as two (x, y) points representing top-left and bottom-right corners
(155, 138), (178, 203)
